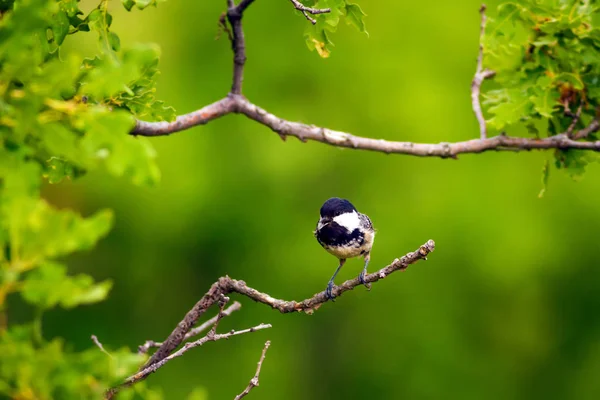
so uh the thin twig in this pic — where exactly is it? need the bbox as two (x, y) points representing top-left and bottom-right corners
(566, 105), (583, 137)
(105, 323), (272, 399)
(91, 335), (113, 358)
(471, 4), (496, 139)
(573, 119), (599, 140)
(227, 0), (254, 94)
(141, 240), (435, 369)
(289, 0), (330, 24)
(138, 301), (242, 354)
(234, 341), (271, 400)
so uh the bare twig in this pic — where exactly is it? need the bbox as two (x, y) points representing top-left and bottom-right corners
(290, 0), (330, 24)
(471, 4), (496, 140)
(234, 341), (271, 400)
(142, 240), (434, 370)
(566, 105), (583, 137)
(573, 119), (599, 140)
(91, 335), (113, 358)
(106, 323), (272, 399)
(226, 0), (254, 94)
(138, 301), (242, 354)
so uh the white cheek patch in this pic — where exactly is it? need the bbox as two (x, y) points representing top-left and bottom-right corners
(333, 211), (360, 232)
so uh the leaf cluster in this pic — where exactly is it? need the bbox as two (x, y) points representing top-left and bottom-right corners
(483, 0), (600, 179)
(302, 0), (368, 58)
(0, 0), (176, 397)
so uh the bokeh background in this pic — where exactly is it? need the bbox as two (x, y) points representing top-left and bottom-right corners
(33, 0), (600, 398)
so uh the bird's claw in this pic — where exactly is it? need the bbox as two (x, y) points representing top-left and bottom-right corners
(325, 282), (336, 301)
(358, 271), (367, 285)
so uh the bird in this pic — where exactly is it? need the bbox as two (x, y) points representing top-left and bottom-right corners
(314, 197), (375, 300)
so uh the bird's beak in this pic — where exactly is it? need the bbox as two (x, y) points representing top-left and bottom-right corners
(317, 217), (330, 231)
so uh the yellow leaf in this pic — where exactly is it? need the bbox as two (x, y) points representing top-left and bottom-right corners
(311, 38), (330, 58)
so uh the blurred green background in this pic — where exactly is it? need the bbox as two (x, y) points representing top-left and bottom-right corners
(29, 0), (600, 398)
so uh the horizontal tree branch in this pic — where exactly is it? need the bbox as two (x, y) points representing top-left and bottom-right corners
(129, 2), (600, 159)
(142, 239), (435, 370)
(132, 95), (600, 158)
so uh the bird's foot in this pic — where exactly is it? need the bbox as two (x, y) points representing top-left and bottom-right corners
(358, 271), (372, 291)
(325, 282), (336, 301)
(358, 270), (367, 285)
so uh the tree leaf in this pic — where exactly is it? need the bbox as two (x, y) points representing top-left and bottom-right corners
(344, 2), (368, 35)
(22, 262), (112, 309)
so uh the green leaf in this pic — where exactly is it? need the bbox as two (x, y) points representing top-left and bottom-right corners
(51, 10), (70, 45)
(3, 198), (113, 262)
(344, 2), (368, 35)
(108, 31), (121, 52)
(529, 77), (559, 118)
(122, 0), (161, 11)
(78, 109), (161, 185)
(302, 0), (367, 57)
(554, 149), (599, 179)
(44, 157), (83, 184)
(122, 0), (135, 11)
(485, 88), (533, 130)
(22, 262), (112, 309)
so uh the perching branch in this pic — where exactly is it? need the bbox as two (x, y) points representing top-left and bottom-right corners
(289, 0), (331, 24)
(107, 237), (433, 399)
(131, 1), (600, 158)
(234, 341), (271, 400)
(471, 4), (496, 139)
(141, 239), (435, 371)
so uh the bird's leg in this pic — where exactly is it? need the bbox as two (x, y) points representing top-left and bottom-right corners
(326, 259), (346, 300)
(358, 253), (370, 286)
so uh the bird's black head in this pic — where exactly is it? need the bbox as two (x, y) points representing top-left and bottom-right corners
(319, 197), (357, 218)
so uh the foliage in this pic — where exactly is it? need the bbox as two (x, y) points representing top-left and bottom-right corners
(482, 0), (600, 180)
(0, 0), (172, 397)
(302, 0), (368, 58)
(0, 0), (598, 398)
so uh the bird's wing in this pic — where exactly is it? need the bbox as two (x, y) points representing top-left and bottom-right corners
(358, 213), (373, 230)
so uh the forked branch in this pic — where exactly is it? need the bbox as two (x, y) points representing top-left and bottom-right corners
(131, 1), (600, 158)
(106, 240), (434, 398)
(141, 240), (435, 370)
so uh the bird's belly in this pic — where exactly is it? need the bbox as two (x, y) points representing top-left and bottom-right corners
(324, 231), (374, 259)
(325, 245), (364, 259)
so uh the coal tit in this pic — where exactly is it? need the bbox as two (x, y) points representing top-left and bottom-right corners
(314, 197), (375, 300)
